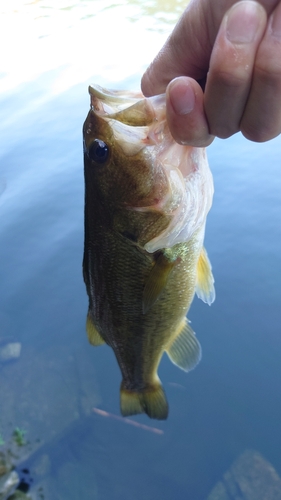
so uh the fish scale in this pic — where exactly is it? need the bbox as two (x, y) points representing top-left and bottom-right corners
(83, 85), (215, 419)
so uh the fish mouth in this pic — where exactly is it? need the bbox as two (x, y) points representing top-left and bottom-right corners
(88, 85), (214, 253)
(89, 84), (166, 126)
(89, 84), (168, 156)
(89, 85), (143, 109)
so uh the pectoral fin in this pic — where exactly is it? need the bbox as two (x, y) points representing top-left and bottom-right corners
(86, 314), (105, 346)
(166, 318), (202, 372)
(142, 253), (176, 314)
(195, 247), (215, 305)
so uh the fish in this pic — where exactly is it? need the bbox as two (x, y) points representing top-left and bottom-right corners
(83, 85), (215, 420)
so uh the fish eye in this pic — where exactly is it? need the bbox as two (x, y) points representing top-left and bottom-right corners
(88, 139), (110, 165)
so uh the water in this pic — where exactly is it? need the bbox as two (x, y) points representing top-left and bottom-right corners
(1, 1), (281, 499)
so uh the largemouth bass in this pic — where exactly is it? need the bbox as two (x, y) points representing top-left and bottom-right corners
(83, 85), (215, 420)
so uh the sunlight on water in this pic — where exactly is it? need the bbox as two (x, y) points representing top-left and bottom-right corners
(0, 0), (187, 94)
(1, 1), (281, 499)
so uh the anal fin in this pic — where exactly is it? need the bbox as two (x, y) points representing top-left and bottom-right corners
(196, 247), (215, 305)
(86, 314), (105, 346)
(166, 318), (201, 372)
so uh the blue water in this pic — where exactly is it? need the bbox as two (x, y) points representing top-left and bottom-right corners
(1, 1), (281, 499)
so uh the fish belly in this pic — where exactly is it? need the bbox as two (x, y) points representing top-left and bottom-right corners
(85, 228), (202, 419)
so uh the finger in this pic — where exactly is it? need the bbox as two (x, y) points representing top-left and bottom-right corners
(141, 1), (212, 96)
(166, 76), (214, 147)
(241, 2), (281, 141)
(141, 0), (277, 98)
(204, 1), (267, 139)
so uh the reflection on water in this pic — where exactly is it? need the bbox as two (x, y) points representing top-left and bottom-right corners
(0, 0), (186, 95)
(0, 0), (281, 499)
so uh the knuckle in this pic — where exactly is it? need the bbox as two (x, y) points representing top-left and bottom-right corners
(241, 126), (266, 142)
(209, 122), (239, 139)
(213, 68), (248, 89)
(141, 73), (157, 97)
(255, 40), (281, 81)
(214, 130), (234, 140)
(254, 63), (281, 88)
(241, 109), (281, 141)
(241, 122), (280, 143)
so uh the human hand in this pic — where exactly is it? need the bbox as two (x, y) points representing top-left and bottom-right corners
(141, 0), (281, 146)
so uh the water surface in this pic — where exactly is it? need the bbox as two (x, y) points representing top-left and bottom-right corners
(1, 1), (281, 499)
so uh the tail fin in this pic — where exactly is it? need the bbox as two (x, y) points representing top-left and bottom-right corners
(120, 381), (168, 420)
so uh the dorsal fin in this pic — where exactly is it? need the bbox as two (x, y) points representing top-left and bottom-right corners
(86, 314), (105, 346)
(142, 253), (177, 314)
(166, 318), (202, 372)
(195, 247), (215, 305)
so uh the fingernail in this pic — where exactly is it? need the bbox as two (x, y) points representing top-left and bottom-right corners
(226, 1), (263, 43)
(168, 77), (195, 115)
(271, 3), (281, 38)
